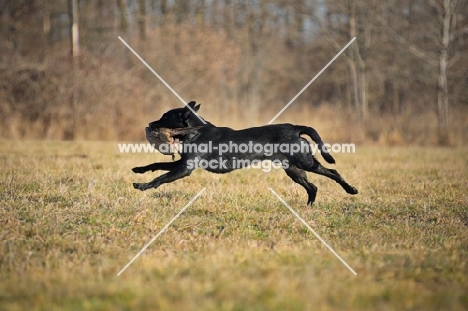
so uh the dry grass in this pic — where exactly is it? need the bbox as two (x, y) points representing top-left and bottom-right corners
(0, 141), (467, 310)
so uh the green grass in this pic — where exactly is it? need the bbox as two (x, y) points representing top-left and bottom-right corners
(0, 141), (467, 310)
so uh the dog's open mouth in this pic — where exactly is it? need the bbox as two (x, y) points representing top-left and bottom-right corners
(145, 126), (203, 155)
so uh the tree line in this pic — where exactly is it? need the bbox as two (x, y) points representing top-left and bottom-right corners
(0, 0), (466, 143)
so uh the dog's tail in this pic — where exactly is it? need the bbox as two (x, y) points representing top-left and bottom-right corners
(296, 126), (336, 164)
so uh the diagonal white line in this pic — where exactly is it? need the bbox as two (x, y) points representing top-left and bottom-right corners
(268, 37), (356, 124)
(268, 188), (357, 276)
(118, 36), (206, 124)
(117, 188), (206, 276)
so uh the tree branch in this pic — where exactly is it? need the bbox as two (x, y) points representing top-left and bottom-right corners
(373, 13), (438, 67)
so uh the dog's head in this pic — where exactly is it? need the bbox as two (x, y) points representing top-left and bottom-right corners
(148, 101), (202, 130)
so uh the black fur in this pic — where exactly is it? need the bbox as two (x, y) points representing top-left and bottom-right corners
(132, 101), (358, 205)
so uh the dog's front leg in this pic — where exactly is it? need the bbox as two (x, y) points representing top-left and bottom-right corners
(133, 164), (193, 191)
(132, 160), (181, 174)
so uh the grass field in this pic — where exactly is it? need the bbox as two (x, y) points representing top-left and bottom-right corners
(0, 141), (467, 310)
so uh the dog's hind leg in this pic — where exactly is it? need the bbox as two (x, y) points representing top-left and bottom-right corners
(132, 160), (181, 174)
(284, 165), (318, 205)
(308, 162), (358, 195)
(133, 165), (193, 191)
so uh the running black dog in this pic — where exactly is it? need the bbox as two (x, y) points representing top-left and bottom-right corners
(132, 101), (358, 205)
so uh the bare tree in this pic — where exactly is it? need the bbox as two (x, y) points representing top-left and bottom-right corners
(196, 0), (205, 25)
(116, 0), (129, 32)
(138, 0), (147, 41)
(375, 0), (461, 131)
(322, 0), (375, 119)
(69, 0), (80, 57)
(436, 0), (459, 129)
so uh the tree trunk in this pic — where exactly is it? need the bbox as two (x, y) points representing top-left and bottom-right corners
(116, 0), (128, 32)
(358, 61), (367, 118)
(138, 0), (146, 41)
(348, 58), (359, 114)
(393, 81), (400, 114)
(348, 0), (367, 119)
(160, 0), (167, 25)
(68, 0), (80, 139)
(437, 0), (452, 129)
(197, 0), (205, 25)
(69, 0), (79, 57)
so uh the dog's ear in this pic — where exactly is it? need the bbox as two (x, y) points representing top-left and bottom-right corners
(187, 100), (200, 112)
(187, 101), (200, 112)
(180, 102), (200, 119)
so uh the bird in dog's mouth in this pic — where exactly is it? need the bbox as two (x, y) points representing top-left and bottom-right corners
(145, 126), (203, 158)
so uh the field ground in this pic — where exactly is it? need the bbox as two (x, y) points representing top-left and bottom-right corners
(0, 141), (467, 310)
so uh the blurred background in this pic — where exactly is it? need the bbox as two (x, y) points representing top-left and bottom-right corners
(0, 0), (467, 144)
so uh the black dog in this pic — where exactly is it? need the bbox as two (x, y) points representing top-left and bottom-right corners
(132, 101), (358, 205)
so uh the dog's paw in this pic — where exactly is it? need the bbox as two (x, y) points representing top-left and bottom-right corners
(132, 167), (146, 174)
(346, 186), (359, 195)
(133, 183), (149, 191)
